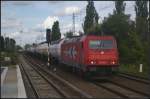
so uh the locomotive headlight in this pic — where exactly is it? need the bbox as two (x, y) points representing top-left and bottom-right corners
(100, 51), (104, 54)
(112, 61), (115, 64)
(91, 60), (96, 64)
(91, 61), (94, 64)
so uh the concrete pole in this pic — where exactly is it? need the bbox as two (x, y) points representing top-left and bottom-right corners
(139, 64), (143, 72)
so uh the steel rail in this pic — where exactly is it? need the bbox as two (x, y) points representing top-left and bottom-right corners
(117, 72), (150, 84)
(93, 82), (129, 98)
(108, 80), (150, 97)
(24, 54), (93, 98)
(19, 64), (40, 98)
(24, 59), (69, 98)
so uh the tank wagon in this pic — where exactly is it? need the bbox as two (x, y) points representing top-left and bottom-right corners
(49, 39), (65, 63)
(36, 43), (48, 55)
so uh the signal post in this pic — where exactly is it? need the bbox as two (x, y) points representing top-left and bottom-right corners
(46, 29), (51, 68)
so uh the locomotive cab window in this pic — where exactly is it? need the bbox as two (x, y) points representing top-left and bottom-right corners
(89, 40), (113, 49)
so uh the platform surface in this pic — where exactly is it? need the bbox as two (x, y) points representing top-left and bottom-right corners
(1, 67), (5, 74)
(1, 65), (27, 98)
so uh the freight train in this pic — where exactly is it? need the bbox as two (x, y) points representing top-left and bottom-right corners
(27, 35), (119, 78)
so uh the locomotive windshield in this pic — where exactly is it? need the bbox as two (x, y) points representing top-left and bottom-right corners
(89, 40), (113, 49)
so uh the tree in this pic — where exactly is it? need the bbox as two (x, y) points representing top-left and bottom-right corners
(83, 1), (99, 34)
(64, 31), (73, 38)
(9, 38), (16, 52)
(16, 45), (22, 51)
(24, 44), (32, 50)
(4, 37), (16, 52)
(135, 1), (150, 67)
(120, 32), (144, 64)
(5, 37), (10, 52)
(102, 14), (131, 39)
(101, 1), (145, 65)
(114, 0), (126, 14)
(0, 36), (5, 51)
(135, 1), (148, 41)
(51, 21), (61, 41)
(101, 1), (133, 39)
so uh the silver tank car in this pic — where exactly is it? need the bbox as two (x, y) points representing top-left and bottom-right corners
(26, 46), (36, 53)
(49, 39), (65, 61)
(36, 43), (48, 55)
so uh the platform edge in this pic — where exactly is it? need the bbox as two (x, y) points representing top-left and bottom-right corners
(1, 67), (8, 86)
(17, 65), (27, 98)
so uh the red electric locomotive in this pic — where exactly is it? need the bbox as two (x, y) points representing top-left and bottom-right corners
(61, 35), (119, 77)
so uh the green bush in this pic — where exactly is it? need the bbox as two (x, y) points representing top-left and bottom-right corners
(1, 52), (18, 65)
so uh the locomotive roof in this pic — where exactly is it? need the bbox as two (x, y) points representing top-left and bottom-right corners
(63, 36), (83, 43)
(86, 35), (115, 39)
(63, 35), (115, 44)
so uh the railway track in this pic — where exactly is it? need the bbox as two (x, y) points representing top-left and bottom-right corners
(19, 56), (65, 98)
(117, 72), (150, 84)
(92, 70), (150, 98)
(19, 63), (37, 98)
(93, 81), (149, 99)
(21, 55), (92, 98)
(23, 54), (150, 98)
(23, 54), (122, 98)
(92, 71), (150, 98)
(107, 76), (150, 97)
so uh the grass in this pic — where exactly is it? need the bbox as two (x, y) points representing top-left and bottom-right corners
(119, 64), (150, 79)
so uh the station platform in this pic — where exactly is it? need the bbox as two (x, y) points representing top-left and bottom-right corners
(1, 65), (27, 98)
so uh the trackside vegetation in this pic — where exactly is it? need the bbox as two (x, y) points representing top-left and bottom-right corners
(82, 1), (149, 78)
(0, 36), (22, 66)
